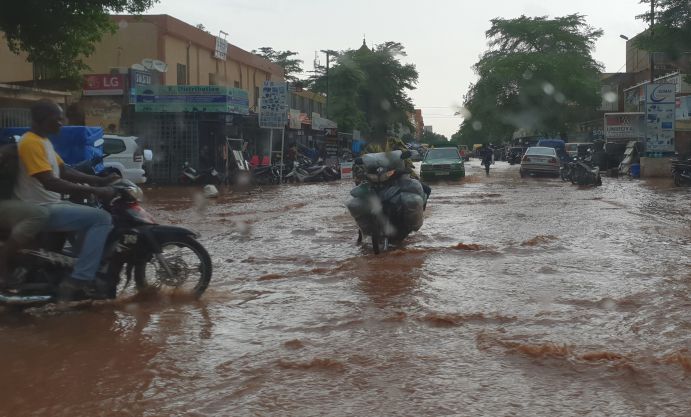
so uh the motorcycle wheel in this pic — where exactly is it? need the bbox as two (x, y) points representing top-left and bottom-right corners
(134, 235), (212, 298)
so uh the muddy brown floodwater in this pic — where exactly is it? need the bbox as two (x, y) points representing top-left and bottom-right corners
(2, 160), (691, 416)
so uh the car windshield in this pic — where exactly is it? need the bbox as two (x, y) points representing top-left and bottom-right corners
(426, 148), (460, 160)
(526, 147), (556, 156)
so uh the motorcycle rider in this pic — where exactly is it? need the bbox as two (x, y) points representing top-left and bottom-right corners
(354, 136), (431, 204)
(0, 136), (50, 287)
(14, 100), (118, 299)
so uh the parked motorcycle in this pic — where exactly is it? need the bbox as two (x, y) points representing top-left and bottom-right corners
(251, 164), (282, 185)
(0, 179), (212, 307)
(346, 150), (427, 254)
(672, 159), (691, 186)
(180, 162), (221, 185)
(284, 157), (330, 183)
(570, 157), (602, 186)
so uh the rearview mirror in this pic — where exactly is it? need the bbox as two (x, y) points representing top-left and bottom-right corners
(94, 138), (104, 147)
(143, 149), (153, 162)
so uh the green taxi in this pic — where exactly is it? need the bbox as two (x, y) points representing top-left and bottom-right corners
(420, 147), (465, 180)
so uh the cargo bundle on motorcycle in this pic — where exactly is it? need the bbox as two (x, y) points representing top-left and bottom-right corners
(346, 150), (427, 254)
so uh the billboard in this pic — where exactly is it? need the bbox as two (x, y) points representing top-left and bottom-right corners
(644, 83), (676, 153)
(83, 74), (125, 96)
(258, 81), (288, 128)
(134, 85), (249, 114)
(214, 37), (228, 60)
(604, 113), (645, 140)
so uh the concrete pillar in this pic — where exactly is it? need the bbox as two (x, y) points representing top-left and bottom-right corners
(640, 157), (672, 178)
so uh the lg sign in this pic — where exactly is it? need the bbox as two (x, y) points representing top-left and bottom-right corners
(83, 74), (125, 96)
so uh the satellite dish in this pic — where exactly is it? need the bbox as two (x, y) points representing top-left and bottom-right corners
(142, 58), (154, 70)
(152, 60), (168, 73)
(131, 63), (147, 71)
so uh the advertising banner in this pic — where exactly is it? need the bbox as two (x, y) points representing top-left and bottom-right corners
(83, 74), (125, 96)
(676, 95), (691, 131)
(134, 85), (249, 114)
(604, 113), (645, 140)
(644, 84), (676, 153)
(289, 109), (301, 129)
(259, 81), (288, 128)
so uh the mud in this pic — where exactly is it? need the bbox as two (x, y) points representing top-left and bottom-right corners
(2, 160), (691, 416)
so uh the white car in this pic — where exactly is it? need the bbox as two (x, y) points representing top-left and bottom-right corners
(102, 135), (151, 184)
(519, 146), (560, 177)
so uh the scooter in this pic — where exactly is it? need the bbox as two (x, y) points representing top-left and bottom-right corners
(180, 162), (221, 185)
(347, 150), (427, 254)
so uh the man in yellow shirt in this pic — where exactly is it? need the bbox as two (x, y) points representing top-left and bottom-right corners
(14, 100), (117, 299)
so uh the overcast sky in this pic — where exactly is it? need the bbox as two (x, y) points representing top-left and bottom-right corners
(150, 0), (648, 137)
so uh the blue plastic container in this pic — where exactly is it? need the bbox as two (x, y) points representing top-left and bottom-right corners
(630, 163), (640, 178)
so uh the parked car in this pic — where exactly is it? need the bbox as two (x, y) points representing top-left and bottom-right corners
(565, 142), (592, 158)
(537, 139), (568, 163)
(420, 147), (465, 180)
(103, 135), (151, 184)
(520, 146), (560, 177)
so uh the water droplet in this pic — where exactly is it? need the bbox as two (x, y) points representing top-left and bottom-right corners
(522, 70), (533, 80)
(603, 91), (618, 103)
(554, 93), (566, 104)
(542, 83), (555, 95)
(472, 121), (483, 131)
(380, 100), (391, 111)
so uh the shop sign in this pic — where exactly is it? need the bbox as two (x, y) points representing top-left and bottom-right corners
(83, 74), (125, 96)
(134, 85), (249, 115)
(258, 81), (288, 128)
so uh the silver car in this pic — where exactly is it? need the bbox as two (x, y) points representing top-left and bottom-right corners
(519, 146), (560, 177)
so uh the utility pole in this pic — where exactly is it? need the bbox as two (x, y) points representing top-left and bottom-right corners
(320, 50), (337, 119)
(649, 0), (655, 82)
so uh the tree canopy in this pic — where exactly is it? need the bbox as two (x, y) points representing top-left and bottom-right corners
(634, 0), (691, 82)
(455, 14), (604, 144)
(252, 47), (304, 82)
(310, 41), (419, 143)
(0, 0), (157, 80)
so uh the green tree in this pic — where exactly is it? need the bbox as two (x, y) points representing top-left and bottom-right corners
(456, 14), (603, 142)
(310, 41), (419, 143)
(0, 0), (157, 80)
(634, 0), (691, 82)
(252, 47), (304, 82)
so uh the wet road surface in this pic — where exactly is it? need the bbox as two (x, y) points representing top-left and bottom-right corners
(2, 160), (691, 416)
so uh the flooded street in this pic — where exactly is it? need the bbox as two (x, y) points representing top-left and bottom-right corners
(2, 160), (691, 416)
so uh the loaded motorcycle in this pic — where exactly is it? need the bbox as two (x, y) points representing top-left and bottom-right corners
(346, 150), (427, 254)
(0, 179), (212, 307)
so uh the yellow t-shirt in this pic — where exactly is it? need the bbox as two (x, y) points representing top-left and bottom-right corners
(14, 131), (64, 204)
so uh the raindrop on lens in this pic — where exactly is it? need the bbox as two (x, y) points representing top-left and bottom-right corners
(554, 93), (566, 103)
(380, 100), (391, 111)
(542, 83), (555, 95)
(472, 121), (483, 131)
(522, 70), (533, 80)
(603, 92), (617, 103)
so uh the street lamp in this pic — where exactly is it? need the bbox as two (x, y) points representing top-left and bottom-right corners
(619, 34), (630, 41)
